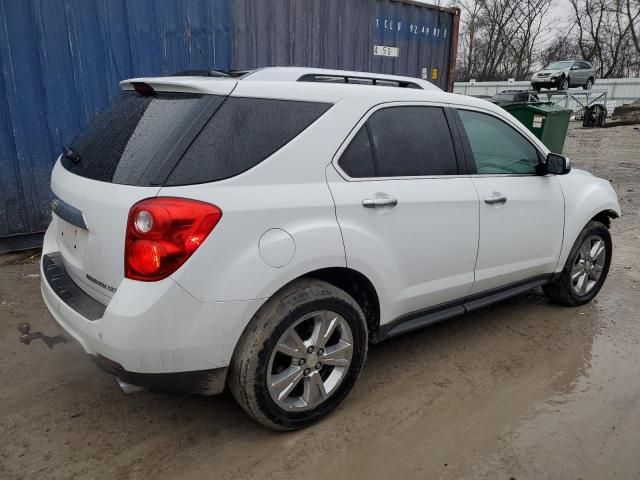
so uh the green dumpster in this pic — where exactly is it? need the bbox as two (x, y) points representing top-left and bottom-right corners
(502, 103), (572, 154)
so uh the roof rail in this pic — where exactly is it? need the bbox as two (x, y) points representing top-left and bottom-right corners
(297, 73), (423, 90)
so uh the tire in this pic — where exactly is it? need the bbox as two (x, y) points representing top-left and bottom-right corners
(594, 104), (607, 126)
(583, 78), (594, 90)
(228, 278), (368, 430)
(558, 76), (569, 91)
(532, 84), (541, 92)
(598, 111), (607, 127)
(543, 221), (612, 306)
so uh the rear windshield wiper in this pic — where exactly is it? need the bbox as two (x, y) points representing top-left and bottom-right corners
(62, 144), (81, 163)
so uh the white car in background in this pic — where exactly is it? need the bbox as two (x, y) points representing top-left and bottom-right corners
(39, 67), (620, 430)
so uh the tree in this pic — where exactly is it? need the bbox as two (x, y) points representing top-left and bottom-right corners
(453, 0), (555, 81)
(539, 29), (582, 67)
(567, 0), (640, 77)
(456, 0), (482, 80)
(505, 0), (556, 79)
(626, 0), (640, 54)
(453, 0), (640, 81)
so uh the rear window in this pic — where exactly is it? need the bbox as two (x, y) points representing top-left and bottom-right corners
(63, 91), (220, 185)
(62, 92), (331, 186)
(164, 97), (332, 185)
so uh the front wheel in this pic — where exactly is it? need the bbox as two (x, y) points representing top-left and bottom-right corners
(558, 77), (569, 91)
(228, 279), (368, 430)
(543, 221), (612, 306)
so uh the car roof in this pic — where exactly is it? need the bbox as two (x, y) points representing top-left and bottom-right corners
(120, 67), (505, 116)
(121, 66), (440, 94)
(119, 68), (548, 157)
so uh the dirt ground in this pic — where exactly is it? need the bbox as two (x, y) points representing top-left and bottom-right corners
(1, 123), (639, 480)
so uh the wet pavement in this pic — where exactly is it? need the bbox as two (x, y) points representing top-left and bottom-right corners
(1, 124), (639, 479)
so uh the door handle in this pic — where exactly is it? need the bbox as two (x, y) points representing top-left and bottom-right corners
(484, 193), (507, 205)
(362, 196), (398, 208)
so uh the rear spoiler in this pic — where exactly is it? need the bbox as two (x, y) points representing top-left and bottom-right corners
(119, 77), (237, 96)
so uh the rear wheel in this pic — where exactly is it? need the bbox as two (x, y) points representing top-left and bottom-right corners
(228, 279), (368, 430)
(558, 76), (569, 91)
(543, 221), (612, 306)
(584, 78), (594, 90)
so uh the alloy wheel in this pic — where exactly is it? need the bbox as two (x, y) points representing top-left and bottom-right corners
(267, 310), (354, 411)
(571, 235), (606, 296)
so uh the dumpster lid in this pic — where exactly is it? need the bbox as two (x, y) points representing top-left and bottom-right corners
(503, 102), (572, 114)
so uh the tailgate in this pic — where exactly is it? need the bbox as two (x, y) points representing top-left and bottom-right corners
(47, 79), (237, 304)
(51, 161), (160, 304)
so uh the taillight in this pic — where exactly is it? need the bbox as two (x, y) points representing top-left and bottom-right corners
(125, 197), (222, 281)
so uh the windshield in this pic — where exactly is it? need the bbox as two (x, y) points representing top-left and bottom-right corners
(544, 61), (573, 70)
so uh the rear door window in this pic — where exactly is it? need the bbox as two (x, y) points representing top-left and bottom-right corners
(63, 92), (221, 185)
(165, 98), (331, 185)
(338, 106), (458, 178)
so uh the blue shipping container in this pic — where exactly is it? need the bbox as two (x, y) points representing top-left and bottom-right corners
(0, 0), (459, 251)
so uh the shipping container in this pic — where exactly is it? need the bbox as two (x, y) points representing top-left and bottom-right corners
(0, 0), (459, 251)
(232, 0), (460, 90)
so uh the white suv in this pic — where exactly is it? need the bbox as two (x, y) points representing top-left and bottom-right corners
(40, 67), (620, 430)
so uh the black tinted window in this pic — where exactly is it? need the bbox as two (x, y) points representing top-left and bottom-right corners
(338, 127), (376, 177)
(166, 98), (331, 185)
(458, 110), (540, 174)
(64, 92), (215, 184)
(366, 106), (457, 177)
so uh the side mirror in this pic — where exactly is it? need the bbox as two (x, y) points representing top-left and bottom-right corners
(545, 153), (571, 175)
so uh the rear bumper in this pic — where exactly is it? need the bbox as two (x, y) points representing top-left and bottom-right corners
(91, 354), (228, 395)
(40, 241), (265, 394)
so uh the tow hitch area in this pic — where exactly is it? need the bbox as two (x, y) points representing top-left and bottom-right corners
(18, 322), (68, 349)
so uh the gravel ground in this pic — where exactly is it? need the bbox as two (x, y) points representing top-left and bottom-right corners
(1, 123), (639, 480)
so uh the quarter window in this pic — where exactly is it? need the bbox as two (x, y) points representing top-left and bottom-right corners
(457, 110), (540, 175)
(166, 97), (331, 185)
(338, 106), (458, 178)
(338, 127), (376, 178)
